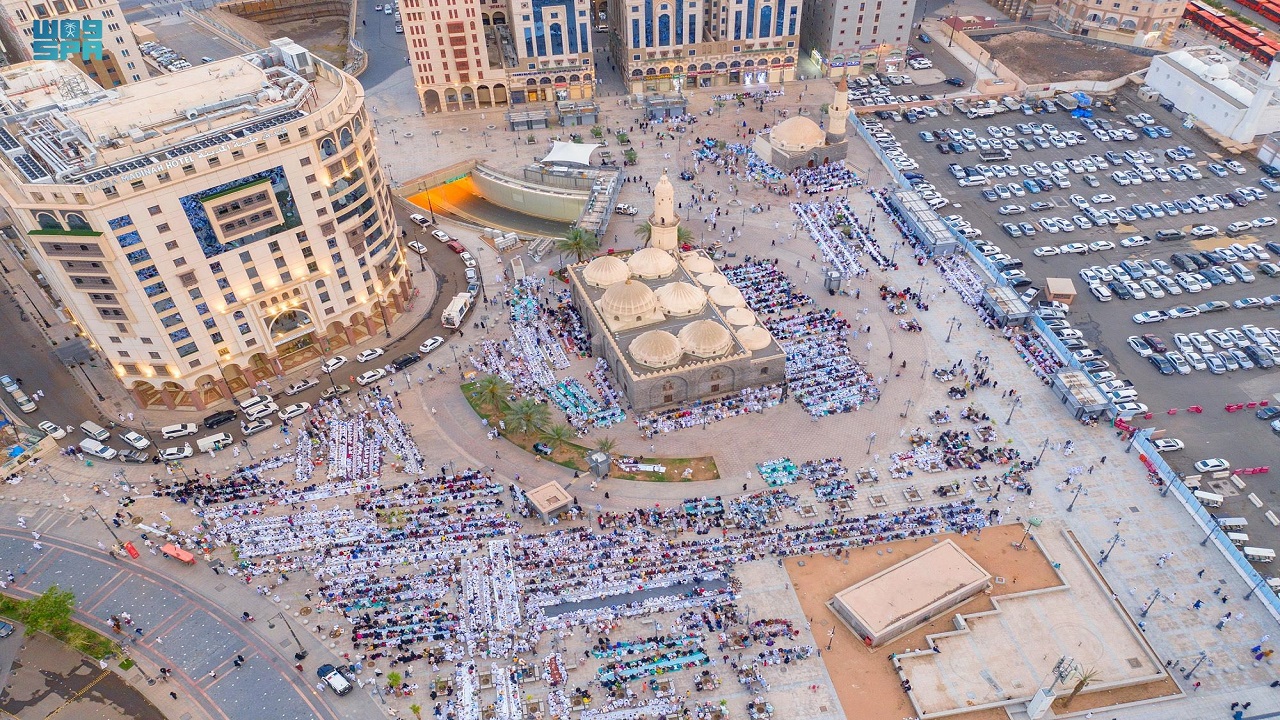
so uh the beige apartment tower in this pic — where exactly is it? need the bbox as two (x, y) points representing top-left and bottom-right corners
(0, 0), (144, 87)
(800, 0), (918, 76)
(0, 41), (413, 411)
(404, 0), (596, 113)
(1048, 0), (1182, 46)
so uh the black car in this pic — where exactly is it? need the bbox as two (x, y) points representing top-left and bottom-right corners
(1108, 280), (1133, 300)
(203, 409), (237, 429)
(944, 77), (966, 87)
(1261, 164), (1280, 178)
(1149, 354), (1175, 375)
(391, 352), (422, 371)
(679, 170), (694, 181)
(936, 142), (951, 154)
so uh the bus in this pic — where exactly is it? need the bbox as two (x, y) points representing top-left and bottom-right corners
(442, 292), (474, 329)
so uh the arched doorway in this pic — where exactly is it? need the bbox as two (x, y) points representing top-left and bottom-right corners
(130, 380), (162, 409)
(194, 373), (222, 407)
(423, 89), (442, 113)
(477, 85), (493, 107)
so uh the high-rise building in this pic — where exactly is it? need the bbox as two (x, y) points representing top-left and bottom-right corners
(404, 0), (596, 113)
(0, 41), (412, 410)
(800, 0), (917, 76)
(606, 0), (802, 93)
(0, 0), (144, 87)
(1047, 0), (1182, 46)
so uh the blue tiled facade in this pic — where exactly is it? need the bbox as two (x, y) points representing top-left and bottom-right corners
(179, 166), (301, 259)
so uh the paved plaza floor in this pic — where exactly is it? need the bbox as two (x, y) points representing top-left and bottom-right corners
(2, 67), (1280, 720)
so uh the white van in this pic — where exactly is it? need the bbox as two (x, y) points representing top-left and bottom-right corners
(1244, 546), (1276, 563)
(161, 423), (198, 440)
(197, 432), (233, 453)
(79, 438), (118, 460)
(1226, 532), (1249, 547)
(80, 420), (110, 442)
(1193, 490), (1224, 508)
(957, 176), (989, 187)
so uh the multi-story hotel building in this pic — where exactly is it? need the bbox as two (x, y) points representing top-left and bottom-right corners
(405, 0), (596, 113)
(0, 40), (412, 410)
(800, 0), (917, 76)
(606, 0), (802, 93)
(1047, 0), (1182, 46)
(0, 0), (144, 88)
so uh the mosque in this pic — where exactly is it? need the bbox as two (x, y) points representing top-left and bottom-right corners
(751, 80), (850, 172)
(566, 173), (786, 411)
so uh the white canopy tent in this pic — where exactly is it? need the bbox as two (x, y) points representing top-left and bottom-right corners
(540, 141), (601, 167)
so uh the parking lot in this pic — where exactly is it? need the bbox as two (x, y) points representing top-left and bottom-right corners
(866, 88), (1280, 547)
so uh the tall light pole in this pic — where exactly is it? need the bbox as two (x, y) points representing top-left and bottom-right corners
(920, 359), (930, 379)
(1099, 532), (1123, 565)
(1067, 484), (1085, 512)
(865, 431), (877, 455)
(1005, 395), (1022, 425)
(945, 316), (961, 343)
(1183, 651), (1208, 679)
(1245, 576), (1270, 600)
(1140, 588), (1161, 617)
(268, 612), (308, 660)
(901, 399), (914, 418)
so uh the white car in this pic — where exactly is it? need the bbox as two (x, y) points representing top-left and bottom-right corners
(121, 431), (150, 450)
(1190, 225), (1219, 238)
(1033, 246), (1060, 257)
(1132, 311), (1167, 324)
(356, 347), (386, 363)
(1127, 335), (1154, 357)
(321, 356), (349, 373)
(1139, 278), (1165, 299)
(1059, 243), (1088, 255)
(1166, 351), (1192, 375)
(1114, 402), (1149, 416)
(1194, 458), (1230, 473)
(1088, 240), (1116, 252)
(419, 336), (445, 354)
(284, 377), (320, 396)
(1091, 193), (1116, 204)
(431, 229), (451, 243)
(278, 402), (312, 421)
(407, 241), (429, 256)
(243, 418), (273, 436)
(1120, 235), (1150, 248)
(159, 443), (193, 461)
(357, 369), (387, 386)
(460, 252), (477, 268)
(38, 421), (66, 439)
(1153, 438), (1185, 452)
(1253, 216), (1277, 228)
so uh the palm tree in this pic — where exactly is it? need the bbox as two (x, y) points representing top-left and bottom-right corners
(474, 374), (511, 414)
(386, 671), (403, 692)
(410, 704), (423, 720)
(624, 148), (638, 165)
(594, 436), (618, 455)
(505, 398), (551, 435)
(1062, 667), (1100, 707)
(677, 226), (694, 247)
(556, 227), (601, 265)
(541, 423), (574, 453)
(634, 221), (654, 246)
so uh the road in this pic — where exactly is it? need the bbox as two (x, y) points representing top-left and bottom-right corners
(0, 506), (358, 720)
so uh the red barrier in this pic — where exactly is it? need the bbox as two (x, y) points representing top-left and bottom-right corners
(1261, 400), (1270, 407)
(1167, 408), (1178, 415)
(1144, 412), (1154, 420)
(1247, 401), (1259, 409)
(1227, 404), (1242, 412)
(1188, 405), (1203, 413)
(123, 541), (140, 559)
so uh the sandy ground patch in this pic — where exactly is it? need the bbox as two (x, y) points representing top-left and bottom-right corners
(977, 31), (1153, 84)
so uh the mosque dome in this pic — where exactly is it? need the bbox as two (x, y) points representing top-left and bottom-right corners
(724, 306), (757, 326)
(678, 320), (734, 359)
(682, 254), (715, 274)
(708, 284), (746, 308)
(769, 116), (827, 152)
(582, 255), (631, 288)
(654, 281), (707, 317)
(628, 247), (678, 279)
(695, 272), (729, 287)
(600, 279), (659, 321)
(736, 325), (773, 351)
(629, 330), (683, 368)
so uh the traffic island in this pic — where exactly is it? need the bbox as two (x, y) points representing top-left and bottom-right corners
(461, 381), (719, 481)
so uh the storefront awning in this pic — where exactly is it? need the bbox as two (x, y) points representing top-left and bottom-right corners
(161, 543), (195, 563)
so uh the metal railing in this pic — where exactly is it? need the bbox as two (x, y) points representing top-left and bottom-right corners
(1132, 428), (1280, 623)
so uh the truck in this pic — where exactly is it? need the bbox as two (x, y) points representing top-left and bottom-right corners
(442, 292), (474, 329)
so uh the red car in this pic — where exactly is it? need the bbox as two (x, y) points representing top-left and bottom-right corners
(446, 240), (465, 254)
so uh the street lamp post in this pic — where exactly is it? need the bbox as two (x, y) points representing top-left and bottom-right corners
(1005, 395), (1022, 425)
(920, 359), (930, 379)
(1200, 518), (1221, 546)
(1245, 576), (1269, 600)
(432, 129), (441, 148)
(86, 505), (123, 548)
(1099, 532), (1123, 565)
(865, 431), (877, 455)
(1141, 588), (1161, 617)
(901, 399), (914, 418)
(1183, 651), (1208, 679)
(1036, 437), (1050, 465)
(268, 612), (308, 660)
(1067, 484), (1085, 512)
(945, 316), (961, 343)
